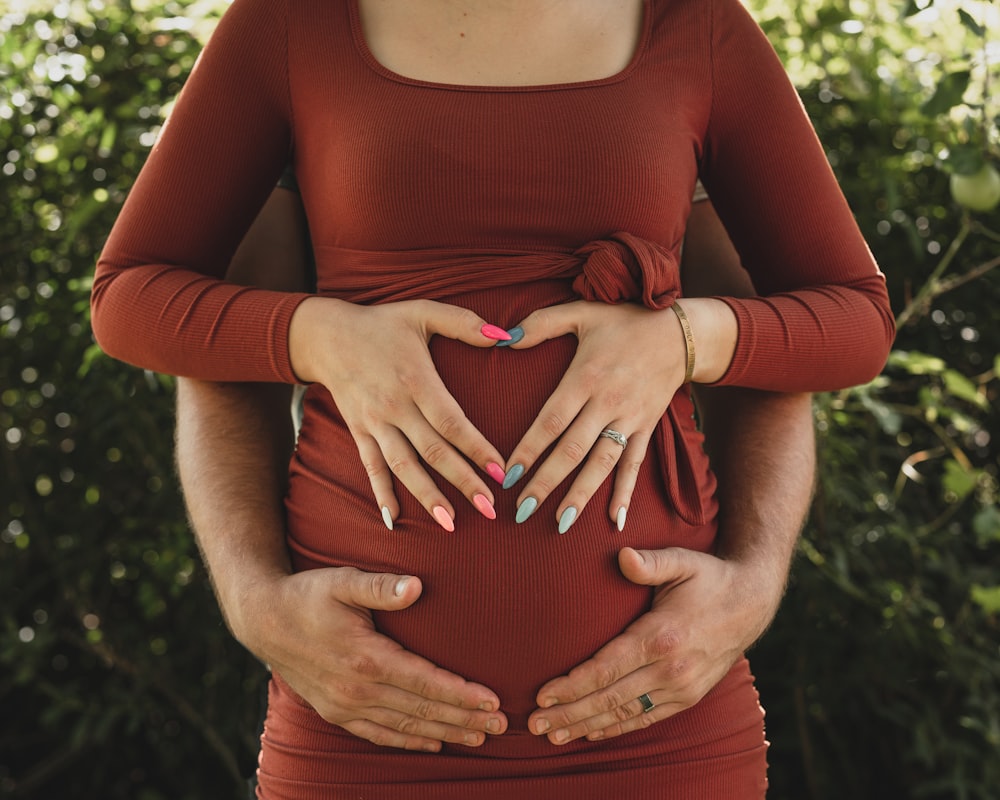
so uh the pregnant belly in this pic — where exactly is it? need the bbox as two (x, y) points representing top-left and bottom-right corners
(285, 287), (717, 730)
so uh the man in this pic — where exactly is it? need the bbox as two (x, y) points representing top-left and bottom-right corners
(175, 185), (814, 754)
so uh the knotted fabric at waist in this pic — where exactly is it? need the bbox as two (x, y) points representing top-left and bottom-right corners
(313, 232), (716, 526)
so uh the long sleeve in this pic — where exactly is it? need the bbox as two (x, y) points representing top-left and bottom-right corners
(90, 0), (308, 383)
(700, 0), (895, 391)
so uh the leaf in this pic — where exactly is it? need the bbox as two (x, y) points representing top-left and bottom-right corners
(947, 143), (987, 176)
(957, 9), (985, 36)
(921, 70), (971, 116)
(942, 369), (988, 409)
(970, 584), (1000, 615)
(857, 391), (903, 435)
(887, 350), (947, 375)
(942, 459), (980, 501)
(973, 505), (1000, 546)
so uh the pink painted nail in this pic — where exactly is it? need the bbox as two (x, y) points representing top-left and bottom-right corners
(481, 323), (512, 341)
(486, 462), (506, 484)
(431, 505), (455, 532)
(472, 493), (497, 520)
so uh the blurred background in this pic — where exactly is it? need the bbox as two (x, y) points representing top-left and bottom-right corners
(1, 0), (998, 797)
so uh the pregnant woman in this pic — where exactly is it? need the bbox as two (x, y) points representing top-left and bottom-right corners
(91, 0), (894, 797)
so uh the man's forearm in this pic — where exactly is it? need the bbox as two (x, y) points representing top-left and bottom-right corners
(696, 385), (814, 636)
(175, 377), (296, 642)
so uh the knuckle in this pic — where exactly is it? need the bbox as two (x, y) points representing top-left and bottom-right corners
(595, 449), (618, 474)
(348, 653), (383, 681)
(373, 391), (403, 417)
(636, 711), (657, 730)
(362, 457), (390, 481)
(560, 438), (588, 465)
(411, 699), (436, 721)
(397, 715), (422, 735)
(646, 629), (684, 660)
(599, 385), (629, 411)
(540, 411), (567, 438)
(433, 413), (464, 442)
(597, 692), (622, 714)
(338, 680), (372, 704)
(620, 457), (642, 478)
(386, 453), (414, 476)
(421, 439), (451, 468)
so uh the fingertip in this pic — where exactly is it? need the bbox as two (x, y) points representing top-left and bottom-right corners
(480, 323), (512, 342)
(495, 325), (525, 348)
(393, 575), (423, 603)
(431, 504), (455, 532)
(617, 546), (646, 575)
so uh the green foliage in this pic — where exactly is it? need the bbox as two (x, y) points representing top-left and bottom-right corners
(1, 0), (998, 798)
(0, 2), (261, 798)
(745, 1), (1000, 798)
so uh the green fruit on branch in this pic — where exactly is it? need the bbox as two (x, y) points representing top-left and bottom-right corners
(950, 163), (1000, 212)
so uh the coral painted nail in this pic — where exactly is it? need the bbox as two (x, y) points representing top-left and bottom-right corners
(486, 462), (506, 484)
(473, 493), (497, 520)
(481, 323), (512, 341)
(431, 505), (455, 532)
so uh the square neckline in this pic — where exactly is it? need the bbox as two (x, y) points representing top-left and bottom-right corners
(348, 0), (653, 93)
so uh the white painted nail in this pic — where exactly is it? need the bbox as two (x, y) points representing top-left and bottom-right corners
(381, 505), (394, 531)
(616, 506), (627, 532)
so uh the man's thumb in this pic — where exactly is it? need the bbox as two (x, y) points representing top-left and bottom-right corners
(618, 546), (693, 587)
(339, 568), (423, 611)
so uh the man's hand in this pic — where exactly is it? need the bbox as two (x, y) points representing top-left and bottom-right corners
(527, 545), (777, 745)
(235, 565), (508, 752)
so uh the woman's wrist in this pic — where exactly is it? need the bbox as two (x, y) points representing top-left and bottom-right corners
(670, 297), (737, 384)
(288, 296), (349, 384)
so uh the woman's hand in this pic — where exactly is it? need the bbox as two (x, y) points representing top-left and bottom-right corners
(288, 297), (509, 530)
(238, 566), (508, 751)
(501, 298), (736, 532)
(527, 546), (775, 744)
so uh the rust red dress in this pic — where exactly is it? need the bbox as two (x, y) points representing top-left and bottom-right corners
(92, 0), (894, 796)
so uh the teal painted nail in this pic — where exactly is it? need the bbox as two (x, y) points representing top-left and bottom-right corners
(515, 497), (538, 523)
(558, 506), (578, 534)
(502, 463), (525, 490)
(496, 326), (524, 347)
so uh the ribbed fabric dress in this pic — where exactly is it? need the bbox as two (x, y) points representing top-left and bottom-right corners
(91, 0), (894, 797)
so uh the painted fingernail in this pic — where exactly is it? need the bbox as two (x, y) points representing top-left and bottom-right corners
(431, 505), (455, 532)
(515, 496), (538, 523)
(616, 506), (627, 532)
(481, 323), (512, 341)
(381, 505), (394, 531)
(496, 326), (524, 347)
(502, 463), (525, 489)
(558, 506), (577, 534)
(473, 493), (497, 520)
(486, 462), (506, 484)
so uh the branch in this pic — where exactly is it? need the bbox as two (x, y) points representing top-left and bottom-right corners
(895, 219), (971, 329)
(934, 254), (1000, 295)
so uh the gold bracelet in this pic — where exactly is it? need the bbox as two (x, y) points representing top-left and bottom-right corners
(670, 301), (696, 383)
